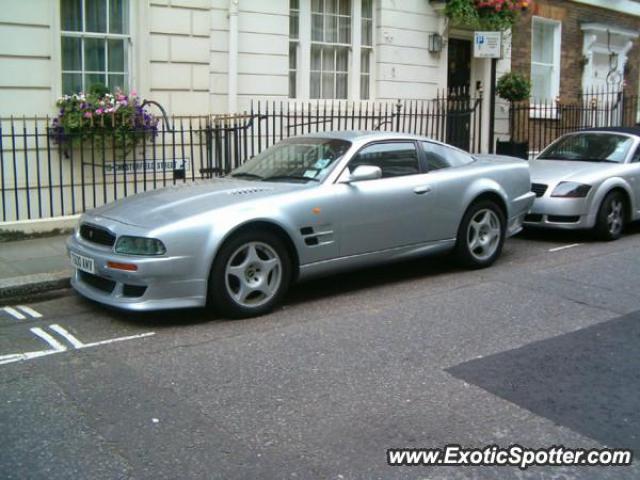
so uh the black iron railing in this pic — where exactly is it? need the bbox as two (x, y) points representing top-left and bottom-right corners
(0, 93), (483, 222)
(507, 88), (639, 156)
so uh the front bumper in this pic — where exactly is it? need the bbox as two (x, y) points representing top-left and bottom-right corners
(67, 234), (207, 311)
(523, 196), (595, 230)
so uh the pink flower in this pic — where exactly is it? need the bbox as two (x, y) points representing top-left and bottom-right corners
(131, 89), (137, 97)
(83, 111), (93, 118)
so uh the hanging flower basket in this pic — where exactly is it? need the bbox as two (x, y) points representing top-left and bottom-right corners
(49, 89), (159, 159)
(444, 0), (530, 31)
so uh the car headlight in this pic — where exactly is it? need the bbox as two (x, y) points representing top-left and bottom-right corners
(551, 182), (592, 198)
(115, 236), (166, 255)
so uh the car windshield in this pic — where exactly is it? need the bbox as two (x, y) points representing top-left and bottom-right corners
(230, 137), (351, 183)
(537, 133), (633, 163)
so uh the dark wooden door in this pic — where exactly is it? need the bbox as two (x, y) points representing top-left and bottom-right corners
(447, 38), (472, 150)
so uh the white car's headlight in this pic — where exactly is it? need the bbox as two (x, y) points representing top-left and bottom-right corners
(551, 182), (592, 198)
(115, 236), (166, 255)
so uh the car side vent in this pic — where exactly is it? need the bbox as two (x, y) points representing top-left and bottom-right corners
(531, 183), (548, 197)
(228, 187), (271, 196)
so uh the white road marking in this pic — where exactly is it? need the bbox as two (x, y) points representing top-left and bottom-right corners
(0, 350), (59, 366)
(49, 324), (85, 349)
(549, 243), (581, 252)
(2, 307), (26, 320)
(17, 306), (43, 318)
(0, 326), (156, 367)
(30, 327), (67, 352)
(79, 331), (155, 349)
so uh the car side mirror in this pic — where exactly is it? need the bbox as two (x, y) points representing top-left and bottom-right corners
(343, 165), (382, 183)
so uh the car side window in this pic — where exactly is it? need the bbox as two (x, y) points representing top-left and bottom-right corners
(349, 142), (420, 178)
(630, 146), (640, 163)
(421, 142), (475, 170)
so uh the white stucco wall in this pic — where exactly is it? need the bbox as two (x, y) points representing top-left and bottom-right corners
(0, 0), (58, 118)
(375, 0), (448, 100)
(0, 0), (508, 151)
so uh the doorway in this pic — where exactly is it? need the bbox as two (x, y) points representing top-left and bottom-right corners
(447, 38), (472, 150)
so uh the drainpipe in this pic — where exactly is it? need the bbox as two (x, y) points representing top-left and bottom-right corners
(228, 0), (239, 113)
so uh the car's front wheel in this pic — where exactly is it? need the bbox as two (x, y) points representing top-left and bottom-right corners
(594, 190), (626, 241)
(209, 230), (292, 318)
(454, 200), (505, 269)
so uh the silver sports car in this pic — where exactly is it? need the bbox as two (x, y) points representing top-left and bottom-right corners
(67, 131), (534, 318)
(524, 128), (640, 240)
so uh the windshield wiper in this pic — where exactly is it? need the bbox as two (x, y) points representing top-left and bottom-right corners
(229, 172), (263, 180)
(261, 175), (319, 183)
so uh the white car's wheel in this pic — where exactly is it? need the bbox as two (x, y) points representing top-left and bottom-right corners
(595, 191), (625, 241)
(209, 231), (292, 318)
(455, 200), (505, 269)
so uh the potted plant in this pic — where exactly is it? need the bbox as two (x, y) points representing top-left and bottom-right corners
(495, 72), (531, 159)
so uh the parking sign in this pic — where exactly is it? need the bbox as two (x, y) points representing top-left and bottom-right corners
(474, 31), (502, 58)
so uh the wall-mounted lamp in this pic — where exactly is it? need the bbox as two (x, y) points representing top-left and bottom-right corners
(428, 33), (443, 53)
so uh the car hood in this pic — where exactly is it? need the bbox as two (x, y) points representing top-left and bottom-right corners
(529, 159), (622, 184)
(90, 178), (301, 227)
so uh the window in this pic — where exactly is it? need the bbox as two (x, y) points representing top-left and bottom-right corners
(537, 133), (634, 164)
(531, 17), (561, 103)
(311, 0), (351, 99)
(288, 0), (373, 100)
(421, 142), (474, 170)
(289, 0), (299, 98)
(360, 0), (372, 99)
(349, 142), (420, 178)
(60, 0), (130, 94)
(231, 138), (351, 182)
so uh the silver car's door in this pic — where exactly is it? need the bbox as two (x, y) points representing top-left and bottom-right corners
(419, 141), (479, 239)
(333, 141), (436, 257)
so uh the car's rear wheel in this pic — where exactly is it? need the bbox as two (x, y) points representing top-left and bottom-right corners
(594, 191), (625, 241)
(209, 230), (292, 318)
(454, 201), (505, 269)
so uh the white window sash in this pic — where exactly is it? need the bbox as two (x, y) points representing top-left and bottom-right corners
(293, 0), (373, 101)
(60, 0), (131, 93)
(530, 16), (561, 105)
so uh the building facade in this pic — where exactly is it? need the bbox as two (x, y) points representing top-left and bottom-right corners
(510, 0), (640, 102)
(1, 0), (507, 121)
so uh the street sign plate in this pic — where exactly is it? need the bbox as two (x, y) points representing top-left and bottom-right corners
(474, 31), (502, 58)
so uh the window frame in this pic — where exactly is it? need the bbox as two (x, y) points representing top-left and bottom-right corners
(530, 16), (562, 108)
(336, 139), (424, 182)
(289, 0), (374, 101)
(59, 0), (132, 95)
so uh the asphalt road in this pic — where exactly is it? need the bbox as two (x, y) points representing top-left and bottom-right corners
(1, 226), (640, 479)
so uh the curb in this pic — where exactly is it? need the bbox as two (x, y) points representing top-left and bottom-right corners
(0, 271), (71, 303)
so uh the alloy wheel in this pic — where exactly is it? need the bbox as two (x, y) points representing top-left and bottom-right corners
(607, 198), (624, 236)
(467, 209), (501, 261)
(224, 241), (282, 308)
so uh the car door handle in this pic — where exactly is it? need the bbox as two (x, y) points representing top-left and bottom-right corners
(413, 186), (432, 195)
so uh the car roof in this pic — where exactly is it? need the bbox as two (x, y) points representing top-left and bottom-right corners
(293, 130), (431, 142)
(578, 126), (640, 137)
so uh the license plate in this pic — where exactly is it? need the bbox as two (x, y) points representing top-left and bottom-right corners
(70, 252), (95, 274)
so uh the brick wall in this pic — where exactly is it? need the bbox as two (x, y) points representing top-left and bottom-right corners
(511, 0), (640, 100)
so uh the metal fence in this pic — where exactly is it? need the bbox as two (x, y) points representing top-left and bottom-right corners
(508, 88), (639, 156)
(0, 93), (484, 222)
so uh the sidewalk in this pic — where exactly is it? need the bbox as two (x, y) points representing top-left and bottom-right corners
(0, 235), (72, 300)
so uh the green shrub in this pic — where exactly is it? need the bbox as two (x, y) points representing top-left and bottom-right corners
(496, 72), (531, 103)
